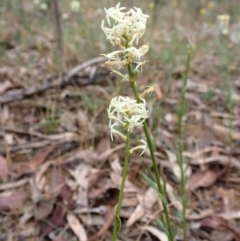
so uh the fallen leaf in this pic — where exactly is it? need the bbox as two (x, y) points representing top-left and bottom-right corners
(60, 184), (72, 206)
(0, 191), (28, 211)
(126, 187), (159, 227)
(0, 155), (8, 182)
(67, 163), (91, 188)
(165, 150), (191, 181)
(29, 146), (55, 169)
(1, 105), (10, 125)
(96, 136), (111, 155)
(87, 169), (109, 194)
(211, 124), (240, 141)
(34, 200), (54, 221)
(186, 165), (221, 191)
(77, 109), (89, 130)
(201, 215), (227, 230)
(48, 166), (64, 198)
(200, 216), (240, 241)
(141, 226), (168, 241)
(0, 80), (12, 94)
(67, 213), (87, 241)
(52, 238), (68, 241)
(19, 146), (55, 175)
(88, 206), (114, 241)
(154, 83), (163, 100)
(41, 203), (66, 236)
(4, 133), (14, 145)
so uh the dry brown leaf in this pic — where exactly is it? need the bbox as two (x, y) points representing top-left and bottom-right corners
(141, 226), (168, 241)
(165, 150), (191, 180)
(219, 210), (240, 220)
(87, 169), (109, 194)
(0, 191), (28, 211)
(186, 165), (221, 191)
(77, 109), (89, 130)
(166, 183), (182, 211)
(29, 146), (55, 169)
(0, 155), (8, 182)
(188, 209), (214, 220)
(0, 80), (12, 94)
(1, 105), (10, 125)
(88, 206), (114, 241)
(126, 187), (159, 227)
(189, 155), (240, 169)
(200, 216), (240, 241)
(67, 213), (87, 241)
(68, 163), (91, 188)
(34, 200), (54, 221)
(60, 184), (72, 206)
(41, 204), (66, 236)
(52, 238), (68, 241)
(211, 124), (240, 141)
(154, 83), (163, 100)
(0, 178), (29, 191)
(96, 136), (111, 155)
(48, 166), (64, 198)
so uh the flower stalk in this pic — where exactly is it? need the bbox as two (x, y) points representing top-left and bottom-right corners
(102, 3), (175, 241)
(128, 65), (175, 241)
(112, 131), (130, 241)
(177, 46), (192, 241)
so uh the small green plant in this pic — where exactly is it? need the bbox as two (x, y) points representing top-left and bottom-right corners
(176, 44), (192, 241)
(101, 3), (175, 241)
(202, 87), (216, 102)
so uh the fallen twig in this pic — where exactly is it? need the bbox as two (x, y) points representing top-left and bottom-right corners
(0, 56), (108, 104)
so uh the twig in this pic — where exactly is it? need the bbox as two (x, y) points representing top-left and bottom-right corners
(0, 57), (107, 104)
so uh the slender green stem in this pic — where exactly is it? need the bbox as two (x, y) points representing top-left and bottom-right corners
(128, 66), (175, 241)
(177, 48), (191, 241)
(178, 48), (191, 139)
(112, 131), (130, 241)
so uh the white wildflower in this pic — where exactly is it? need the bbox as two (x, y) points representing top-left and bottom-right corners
(110, 69), (130, 82)
(129, 139), (148, 156)
(124, 45), (149, 60)
(101, 3), (149, 46)
(101, 50), (128, 69)
(109, 122), (126, 141)
(218, 14), (230, 35)
(134, 60), (148, 73)
(71, 0), (81, 13)
(33, 0), (40, 5)
(39, 3), (47, 11)
(62, 13), (69, 20)
(140, 85), (154, 98)
(107, 96), (148, 140)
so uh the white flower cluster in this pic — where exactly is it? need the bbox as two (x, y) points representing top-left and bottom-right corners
(218, 14), (230, 35)
(70, 0), (81, 13)
(33, 0), (48, 11)
(101, 3), (149, 81)
(107, 96), (148, 155)
(101, 3), (148, 46)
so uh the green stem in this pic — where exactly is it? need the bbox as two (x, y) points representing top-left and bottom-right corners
(178, 48), (191, 139)
(128, 66), (175, 241)
(177, 47), (191, 241)
(112, 131), (131, 241)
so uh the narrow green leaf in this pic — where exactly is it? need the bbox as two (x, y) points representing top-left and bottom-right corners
(155, 219), (169, 236)
(147, 166), (155, 182)
(141, 172), (158, 192)
(158, 192), (168, 206)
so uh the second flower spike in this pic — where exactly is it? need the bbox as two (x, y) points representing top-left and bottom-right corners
(107, 95), (149, 140)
